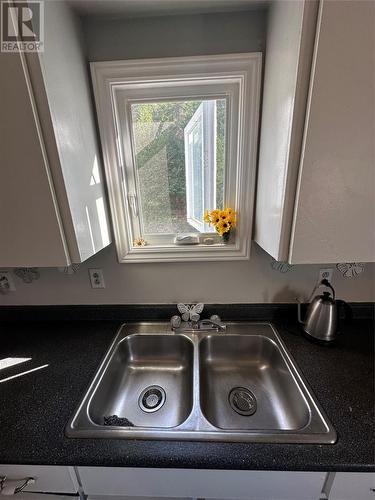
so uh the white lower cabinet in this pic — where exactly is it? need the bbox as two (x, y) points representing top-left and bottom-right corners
(0, 465), (78, 496)
(78, 467), (326, 500)
(327, 472), (375, 500)
(1, 465), (373, 499)
(87, 497), (190, 500)
(12, 495), (79, 500)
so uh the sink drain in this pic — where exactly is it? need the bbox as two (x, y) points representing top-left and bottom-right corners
(139, 385), (166, 413)
(229, 387), (257, 416)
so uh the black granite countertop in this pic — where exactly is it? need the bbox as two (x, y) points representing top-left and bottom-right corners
(0, 315), (373, 471)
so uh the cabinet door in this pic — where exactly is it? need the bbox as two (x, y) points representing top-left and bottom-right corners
(329, 473), (375, 500)
(0, 1), (110, 268)
(0, 465), (78, 494)
(0, 51), (70, 267)
(254, 0), (318, 261)
(14, 496), (79, 500)
(87, 497), (190, 500)
(79, 467), (326, 500)
(289, 0), (375, 263)
(35, 0), (111, 262)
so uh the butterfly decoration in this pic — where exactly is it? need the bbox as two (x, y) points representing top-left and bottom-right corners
(13, 267), (40, 283)
(336, 263), (365, 279)
(270, 259), (294, 274)
(177, 303), (204, 322)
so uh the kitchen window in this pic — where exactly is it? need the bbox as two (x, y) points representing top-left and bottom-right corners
(91, 53), (261, 262)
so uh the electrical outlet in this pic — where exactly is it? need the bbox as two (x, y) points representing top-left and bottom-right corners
(318, 268), (333, 284)
(89, 268), (105, 289)
(0, 271), (16, 292)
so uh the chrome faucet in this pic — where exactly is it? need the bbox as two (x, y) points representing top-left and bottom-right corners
(170, 303), (226, 332)
(197, 316), (226, 332)
(170, 314), (226, 332)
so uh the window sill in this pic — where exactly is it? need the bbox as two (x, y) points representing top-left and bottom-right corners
(117, 241), (251, 263)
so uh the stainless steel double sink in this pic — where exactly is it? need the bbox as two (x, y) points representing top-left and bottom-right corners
(66, 322), (336, 443)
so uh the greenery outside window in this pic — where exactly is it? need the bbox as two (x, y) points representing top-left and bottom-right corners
(91, 54), (262, 262)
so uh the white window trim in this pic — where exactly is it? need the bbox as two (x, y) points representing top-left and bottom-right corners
(91, 53), (262, 263)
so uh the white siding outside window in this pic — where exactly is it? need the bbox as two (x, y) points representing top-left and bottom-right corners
(185, 100), (217, 233)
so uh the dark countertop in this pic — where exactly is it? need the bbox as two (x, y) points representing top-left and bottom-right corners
(0, 317), (373, 471)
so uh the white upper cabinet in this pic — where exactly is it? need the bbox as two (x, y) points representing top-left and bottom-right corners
(255, 0), (375, 264)
(0, 1), (110, 267)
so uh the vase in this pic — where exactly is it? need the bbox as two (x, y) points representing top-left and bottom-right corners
(221, 231), (230, 243)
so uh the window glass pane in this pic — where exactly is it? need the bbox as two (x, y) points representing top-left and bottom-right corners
(130, 98), (226, 235)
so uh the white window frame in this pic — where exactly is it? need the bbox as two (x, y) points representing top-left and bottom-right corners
(91, 53), (262, 263)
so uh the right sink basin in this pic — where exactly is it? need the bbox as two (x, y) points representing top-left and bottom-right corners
(199, 334), (310, 431)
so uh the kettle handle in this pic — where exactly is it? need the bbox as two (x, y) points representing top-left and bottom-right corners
(321, 279), (335, 300)
(306, 279), (335, 304)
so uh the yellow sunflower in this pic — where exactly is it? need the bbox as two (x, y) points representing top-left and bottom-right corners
(204, 210), (211, 225)
(203, 207), (237, 234)
(211, 212), (221, 225)
(226, 213), (237, 228)
(216, 218), (231, 236)
(224, 207), (236, 217)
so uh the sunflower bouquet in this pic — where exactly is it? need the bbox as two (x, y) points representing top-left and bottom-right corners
(204, 207), (237, 242)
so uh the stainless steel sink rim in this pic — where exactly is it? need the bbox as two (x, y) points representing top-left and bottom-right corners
(66, 322), (337, 444)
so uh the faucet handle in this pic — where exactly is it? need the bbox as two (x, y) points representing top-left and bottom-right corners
(210, 314), (221, 323)
(191, 312), (200, 322)
(170, 315), (181, 330)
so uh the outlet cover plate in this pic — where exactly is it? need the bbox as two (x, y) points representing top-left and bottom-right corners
(0, 271), (16, 291)
(89, 268), (105, 289)
(318, 268), (333, 283)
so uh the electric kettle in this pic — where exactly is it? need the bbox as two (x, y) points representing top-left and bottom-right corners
(298, 279), (351, 344)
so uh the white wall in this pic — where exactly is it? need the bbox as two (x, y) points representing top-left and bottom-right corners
(1, 243), (374, 305)
(82, 9), (267, 61)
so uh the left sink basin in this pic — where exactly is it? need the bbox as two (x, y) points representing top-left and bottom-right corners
(89, 334), (194, 428)
(67, 326), (194, 434)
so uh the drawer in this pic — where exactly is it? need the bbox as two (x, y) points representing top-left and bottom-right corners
(0, 465), (78, 494)
(329, 473), (375, 500)
(12, 495), (79, 500)
(88, 497), (190, 500)
(78, 467), (326, 500)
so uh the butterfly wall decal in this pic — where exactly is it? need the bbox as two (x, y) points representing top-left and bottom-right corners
(177, 303), (204, 322)
(336, 263), (365, 278)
